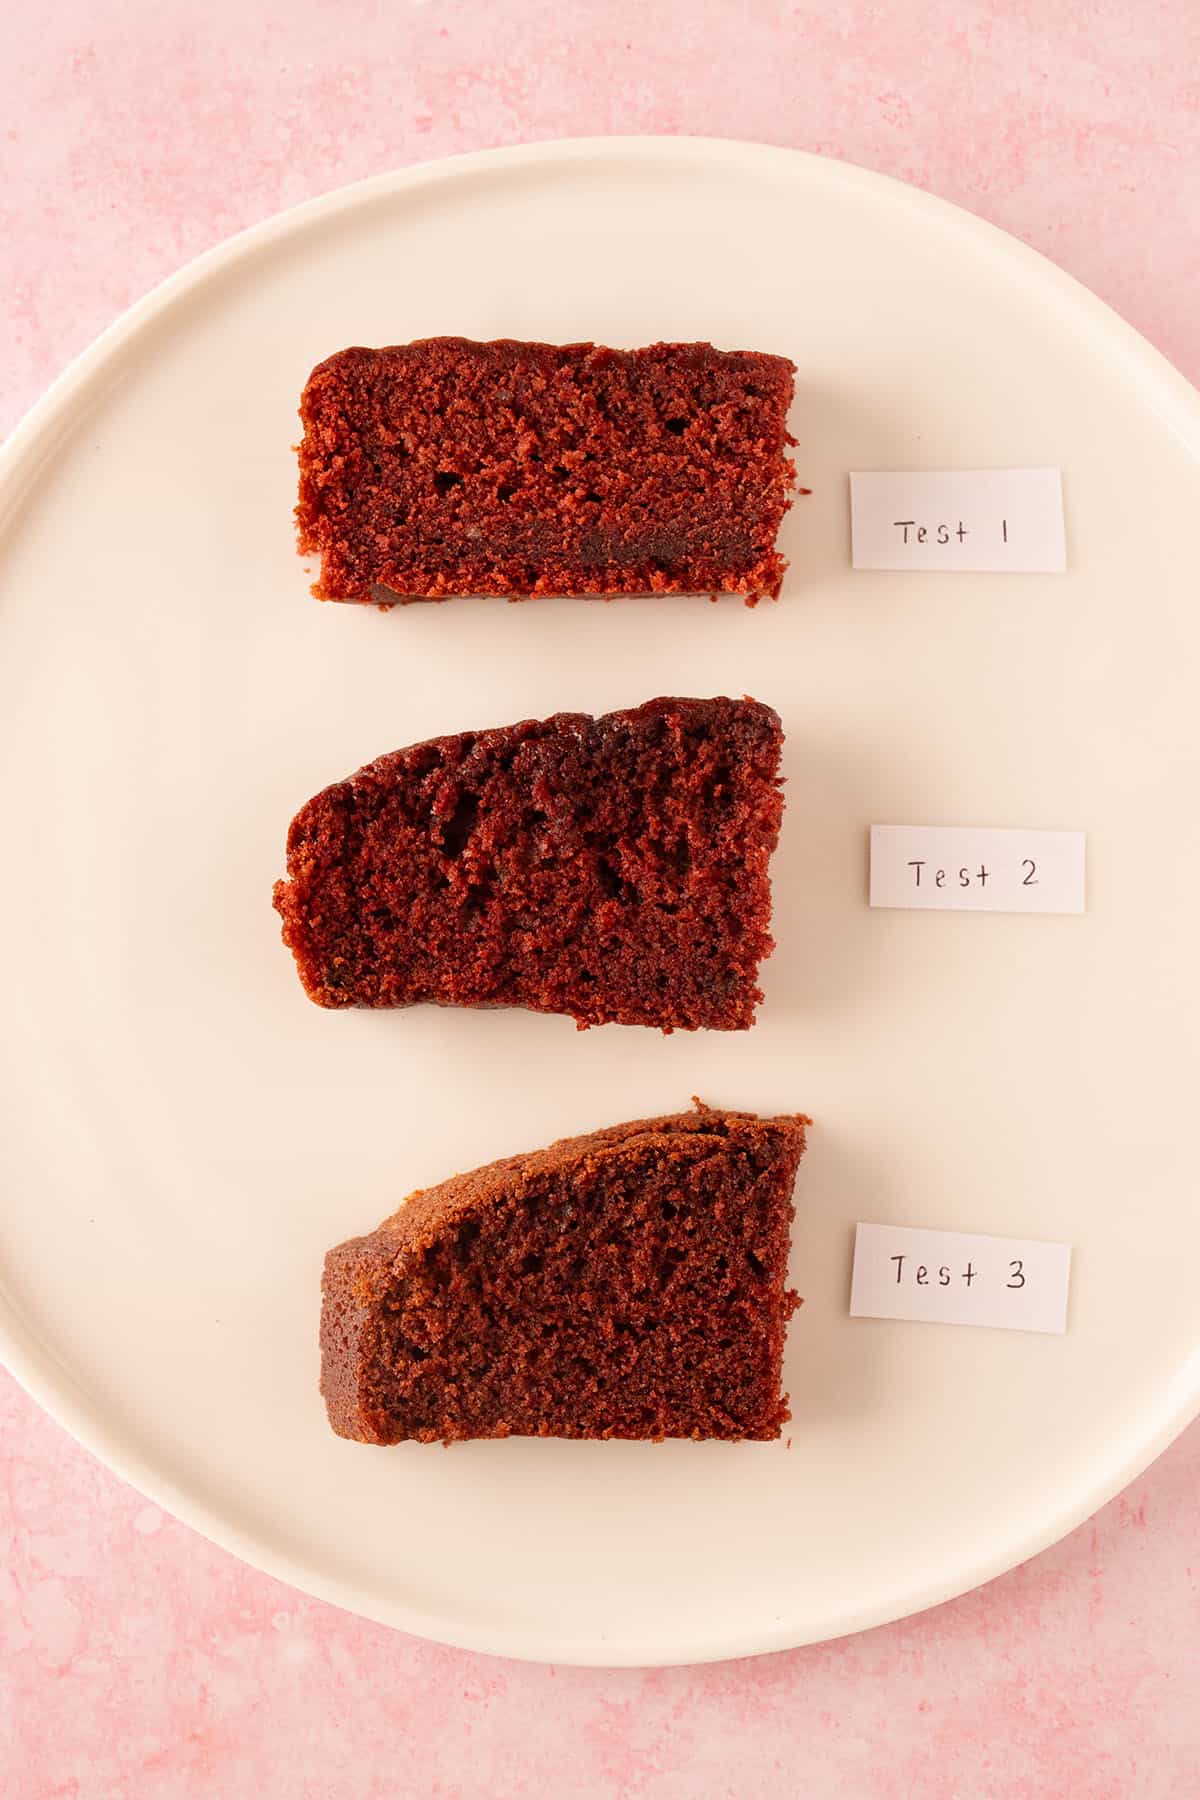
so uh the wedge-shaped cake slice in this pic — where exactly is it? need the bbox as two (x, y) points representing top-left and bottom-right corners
(297, 338), (796, 603)
(321, 1103), (808, 1444)
(273, 696), (784, 1031)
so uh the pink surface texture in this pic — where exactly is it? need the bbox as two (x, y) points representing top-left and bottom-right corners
(3, 2), (1199, 1794)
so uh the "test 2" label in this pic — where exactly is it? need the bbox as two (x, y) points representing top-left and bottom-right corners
(869, 825), (1086, 915)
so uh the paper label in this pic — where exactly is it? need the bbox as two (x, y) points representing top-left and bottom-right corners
(850, 1222), (1071, 1334)
(869, 825), (1085, 915)
(850, 468), (1066, 572)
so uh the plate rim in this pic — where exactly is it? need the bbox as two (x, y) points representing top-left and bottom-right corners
(2, 133), (1199, 1667)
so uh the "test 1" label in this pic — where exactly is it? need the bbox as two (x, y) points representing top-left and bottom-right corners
(869, 825), (1086, 915)
(849, 468), (1066, 572)
(850, 1222), (1072, 1335)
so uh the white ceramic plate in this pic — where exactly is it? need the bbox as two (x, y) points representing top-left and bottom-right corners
(3, 138), (1199, 1668)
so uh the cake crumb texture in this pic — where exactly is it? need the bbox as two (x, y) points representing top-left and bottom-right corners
(297, 337), (796, 603)
(273, 695), (785, 1032)
(320, 1102), (808, 1444)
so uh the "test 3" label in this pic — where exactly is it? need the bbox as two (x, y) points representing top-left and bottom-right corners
(849, 468), (1066, 572)
(869, 825), (1086, 915)
(850, 1222), (1072, 1335)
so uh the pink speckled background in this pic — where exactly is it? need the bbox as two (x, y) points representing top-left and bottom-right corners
(4, 2), (1199, 1794)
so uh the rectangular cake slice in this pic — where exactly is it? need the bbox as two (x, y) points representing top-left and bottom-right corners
(320, 1103), (808, 1444)
(297, 338), (796, 603)
(272, 695), (784, 1032)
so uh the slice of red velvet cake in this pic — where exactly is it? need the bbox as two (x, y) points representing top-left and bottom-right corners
(320, 1102), (808, 1445)
(273, 696), (784, 1032)
(297, 338), (796, 603)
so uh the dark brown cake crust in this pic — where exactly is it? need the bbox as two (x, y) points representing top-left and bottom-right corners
(272, 696), (784, 1032)
(297, 338), (796, 604)
(320, 1103), (808, 1445)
